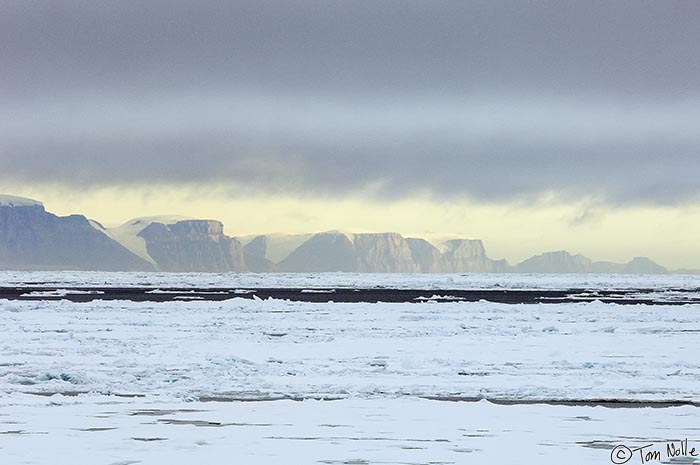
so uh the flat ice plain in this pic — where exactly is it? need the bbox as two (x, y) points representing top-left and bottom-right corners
(1, 272), (699, 465)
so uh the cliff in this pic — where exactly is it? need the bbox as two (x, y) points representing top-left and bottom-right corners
(406, 238), (442, 272)
(353, 233), (418, 272)
(438, 239), (510, 273)
(0, 194), (674, 274)
(278, 232), (356, 272)
(243, 235), (279, 272)
(138, 220), (245, 272)
(0, 200), (153, 271)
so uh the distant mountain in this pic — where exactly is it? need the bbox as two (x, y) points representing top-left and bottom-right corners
(514, 251), (592, 273)
(238, 233), (313, 262)
(0, 196), (153, 271)
(276, 233), (509, 273)
(438, 239), (509, 273)
(278, 231), (356, 272)
(102, 216), (248, 272)
(242, 235), (278, 272)
(279, 231), (421, 272)
(0, 194), (679, 274)
(353, 233), (418, 272)
(675, 268), (700, 275)
(100, 215), (192, 267)
(136, 219), (246, 272)
(406, 238), (442, 272)
(514, 250), (667, 274)
(621, 257), (668, 274)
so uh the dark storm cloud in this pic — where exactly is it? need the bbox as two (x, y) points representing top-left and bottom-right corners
(2, 0), (700, 203)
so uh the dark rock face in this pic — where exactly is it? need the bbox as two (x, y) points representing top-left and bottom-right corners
(278, 233), (509, 273)
(279, 232), (418, 273)
(278, 232), (356, 272)
(138, 220), (245, 272)
(353, 233), (418, 272)
(243, 235), (278, 272)
(406, 238), (442, 272)
(438, 239), (510, 273)
(0, 204), (154, 271)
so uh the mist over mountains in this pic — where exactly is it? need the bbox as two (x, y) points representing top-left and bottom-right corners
(0, 195), (684, 274)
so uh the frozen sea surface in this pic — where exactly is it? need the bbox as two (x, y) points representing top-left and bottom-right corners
(2, 270), (699, 291)
(2, 394), (699, 465)
(1, 297), (698, 401)
(1, 272), (698, 464)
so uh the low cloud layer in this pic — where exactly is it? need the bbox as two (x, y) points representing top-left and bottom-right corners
(2, 1), (700, 204)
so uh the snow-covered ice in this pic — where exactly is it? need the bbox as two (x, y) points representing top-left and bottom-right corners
(2, 395), (698, 465)
(3, 270), (698, 291)
(1, 297), (698, 401)
(1, 272), (698, 464)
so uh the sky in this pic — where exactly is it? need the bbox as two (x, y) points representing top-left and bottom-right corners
(2, 1), (700, 268)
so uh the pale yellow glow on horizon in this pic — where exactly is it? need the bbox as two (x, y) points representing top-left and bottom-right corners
(5, 184), (700, 270)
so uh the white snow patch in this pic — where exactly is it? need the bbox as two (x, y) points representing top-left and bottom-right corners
(101, 215), (192, 267)
(0, 194), (43, 207)
(323, 229), (356, 243)
(88, 219), (106, 231)
(20, 289), (104, 297)
(144, 289), (227, 295)
(414, 294), (466, 301)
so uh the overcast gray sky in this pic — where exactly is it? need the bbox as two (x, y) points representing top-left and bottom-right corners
(3, 0), (700, 205)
